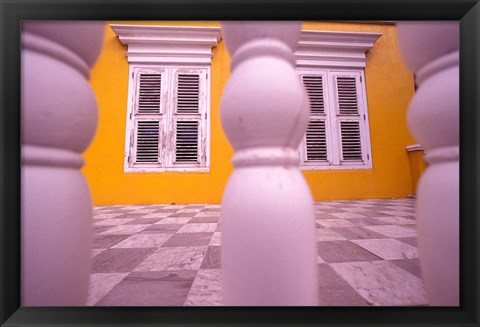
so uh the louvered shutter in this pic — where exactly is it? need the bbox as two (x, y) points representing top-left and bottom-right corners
(302, 74), (329, 163)
(131, 69), (165, 165)
(137, 73), (162, 114)
(173, 70), (206, 165)
(135, 120), (160, 163)
(333, 73), (365, 163)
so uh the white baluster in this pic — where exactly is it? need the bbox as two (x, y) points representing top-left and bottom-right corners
(220, 22), (318, 305)
(21, 22), (104, 305)
(397, 22), (459, 306)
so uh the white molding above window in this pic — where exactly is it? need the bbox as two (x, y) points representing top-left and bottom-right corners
(110, 24), (222, 65)
(295, 30), (382, 68)
(111, 24), (220, 173)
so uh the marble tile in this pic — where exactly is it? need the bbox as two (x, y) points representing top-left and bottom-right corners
(91, 248), (156, 273)
(87, 273), (129, 306)
(169, 211), (198, 218)
(177, 208), (203, 213)
(93, 218), (136, 226)
(316, 241), (382, 263)
(390, 259), (422, 279)
(93, 235), (130, 249)
(137, 212), (171, 218)
(352, 239), (418, 260)
(93, 213), (124, 220)
(140, 223), (183, 234)
(111, 233), (173, 248)
(329, 212), (368, 219)
(195, 211), (222, 217)
(187, 204), (209, 209)
(184, 269), (222, 306)
(330, 261), (428, 306)
(316, 264), (369, 306)
(189, 216), (220, 223)
(373, 216), (416, 225)
(343, 217), (386, 226)
(377, 210), (415, 217)
(91, 248), (106, 258)
(162, 232), (213, 247)
(314, 207), (347, 213)
(96, 270), (196, 306)
(122, 218), (162, 225)
(316, 255), (326, 264)
(163, 205), (187, 209)
(204, 205), (221, 209)
(99, 224), (150, 235)
(317, 219), (356, 228)
(134, 246), (208, 271)
(396, 237), (417, 247)
(93, 225), (116, 235)
(115, 213), (154, 219)
(128, 209), (159, 214)
(209, 232), (222, 246)
(315, 228), (348, 242)
(177, 223), (217, 233)
(331, 227), (388, 240)
(363, 225), (417, 238)
(156, 217), (192, 224)
(315, 212), (341, 220)
(200, 246), (221, 269)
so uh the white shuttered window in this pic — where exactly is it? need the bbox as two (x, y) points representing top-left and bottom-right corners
(299, 69), (372, 169)
(125, 66), (209, 172)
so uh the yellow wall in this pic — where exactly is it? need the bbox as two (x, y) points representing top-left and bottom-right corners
(84, 21), (418, 205)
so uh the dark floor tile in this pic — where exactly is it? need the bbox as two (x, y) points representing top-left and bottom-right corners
(91, 248), (156, 273)
(200, 246), (221, 269)
(315, 208), (347, 213)
(168, 211), (198, 217)
(93, 225), (117, 235)
(316, 241), (382, 263)
(153, 208), (180, 213)
(331, 227), (388, 240)
(114, 213), (152, 218)
(315, 212), (341, 219)
(93, 235), (130, 249)
(189, 216), (220, 223)
(390, 259), (422, 278)
(343, 218), (387, 226)
(162, 232), (213, 247)
(396, 237), (417, 246)
(140, 224), (183, 234)
(96, 270), (196, 306)
(123, 218), (162, 225)
(317, 264), (369, 306)
(202, 208), (221, 212)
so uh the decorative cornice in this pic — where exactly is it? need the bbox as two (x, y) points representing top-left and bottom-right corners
(295, 30), (382, 68)
(110, 24), (221, 65)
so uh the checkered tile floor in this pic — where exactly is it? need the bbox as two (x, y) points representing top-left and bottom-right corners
(88, 198), (428, 306)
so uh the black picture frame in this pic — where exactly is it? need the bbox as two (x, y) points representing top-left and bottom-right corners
(1, 0), (479, 326)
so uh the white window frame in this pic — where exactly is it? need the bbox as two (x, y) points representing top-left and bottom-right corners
(124, 65), (211, 172)
(110, 24), (221, 173)
(298, 68), (372, 170)
(295, 29), (382, 170)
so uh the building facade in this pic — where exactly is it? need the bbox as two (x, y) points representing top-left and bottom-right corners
(83, 21), (422, 205)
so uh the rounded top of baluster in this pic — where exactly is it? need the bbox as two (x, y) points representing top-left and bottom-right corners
(396, 21), (459, 73)
(221, 21), (302, 55)
(22, 21), (105, 68)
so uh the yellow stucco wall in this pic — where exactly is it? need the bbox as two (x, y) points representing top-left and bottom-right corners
(83, 21), (418, 205)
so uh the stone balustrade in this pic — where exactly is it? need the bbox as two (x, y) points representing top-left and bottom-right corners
(219, 21), (318, 305)
(397, 21), (459, 306)
(21, 21), (105, 305)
